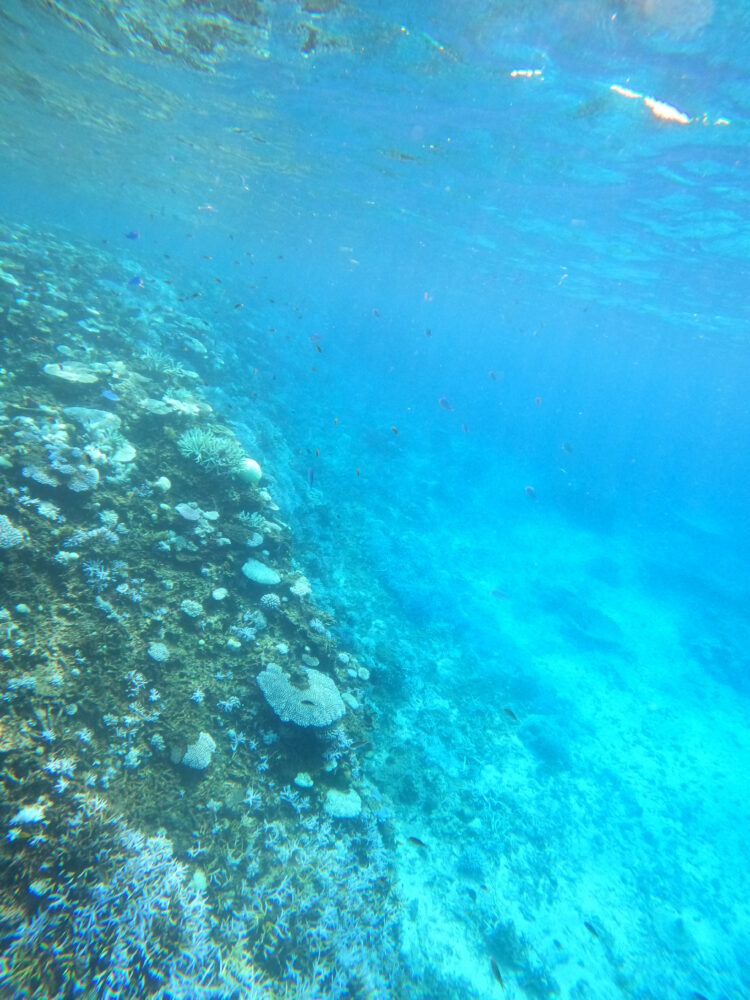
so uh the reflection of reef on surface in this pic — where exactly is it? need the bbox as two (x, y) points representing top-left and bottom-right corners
(0, 222), (401, 997)
(25, 0), (359, 67)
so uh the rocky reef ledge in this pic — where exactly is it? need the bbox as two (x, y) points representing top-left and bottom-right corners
(0, 223), (400, 997)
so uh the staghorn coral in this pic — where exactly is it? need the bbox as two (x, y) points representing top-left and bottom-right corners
(177, 427), (246, 475)
(0, 794), (244, 998)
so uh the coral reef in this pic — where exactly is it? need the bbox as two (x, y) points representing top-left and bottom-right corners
(0, 222), (400, 998)
(257, 663), (346, 727)
(178, 427), (247, 476)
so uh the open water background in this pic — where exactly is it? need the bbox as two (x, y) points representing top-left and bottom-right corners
(2, 1), (750, 996)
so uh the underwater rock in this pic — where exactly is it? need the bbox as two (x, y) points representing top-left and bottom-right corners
(153, 475), (171, 492)
(324, 788), (362, 819)
(294, 772), (314, 788)
(257, 663), (345, 727)
(242, 557), (281, 586)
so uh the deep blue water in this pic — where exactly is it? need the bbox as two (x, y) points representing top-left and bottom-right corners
(1, 1), (750, 997)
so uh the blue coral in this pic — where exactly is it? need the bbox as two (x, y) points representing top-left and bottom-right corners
(0, 795), (244, 998)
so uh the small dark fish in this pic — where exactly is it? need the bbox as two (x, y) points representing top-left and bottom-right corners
(490, 589), (508, 601)
(356, 468), (361, 477)
(234, 302), (244, 309)
(314, 343), (322, 353)
(489, 370), (497, 380)
(425, 328), (432, 336)
(407, 836), (428, 848)
(100, 389), (120, 402)
(692, 993), (709, 1000)
(372, 308), (380, 317)
(535, 396), (542, 406)
(461, 423), (469, 434)
(489, 956), (504, 988)
(525, 485), (537, 499)
(307, 467), (314, 486)
(561, 441), (573, 454)
(125, 230), (140, 240)
(315, 448), (319, 457)
(583, 921), (599, 938)
(128, 276), (144, 287)
(391, 426), (399, 435)
(349, 739), (372, 752)
(503, 707), (518, 722)
(300, 699), (315, 707)
(309, 332), (321, 342)
(438, 396), (454, 411)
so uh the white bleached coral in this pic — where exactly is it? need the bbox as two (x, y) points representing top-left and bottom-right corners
(242, 558), (281, 586)
(181, 732), (216, 770)
(256, 663), (345, 728)
(0, 514), (24, 549)
(324, 788), (362, 819)
(43, 361), (100, 384)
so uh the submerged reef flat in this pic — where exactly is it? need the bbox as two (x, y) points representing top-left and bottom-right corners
(0, 223), (400, 997)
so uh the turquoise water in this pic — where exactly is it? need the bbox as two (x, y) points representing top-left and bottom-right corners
(1, 2), (749, 997)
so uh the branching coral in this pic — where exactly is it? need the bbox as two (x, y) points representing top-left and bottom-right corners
(177, 427), (246, 475)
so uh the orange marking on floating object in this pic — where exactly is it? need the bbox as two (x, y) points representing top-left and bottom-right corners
(643, 96), (691, 124)
(610, 84), (642, 100)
